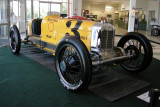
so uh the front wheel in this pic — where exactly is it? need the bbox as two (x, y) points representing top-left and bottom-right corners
(117, 32), (153, 73)
(151, 28), (160, 36)
(55, 36), (92, 92)
(9, 25), (21, 55)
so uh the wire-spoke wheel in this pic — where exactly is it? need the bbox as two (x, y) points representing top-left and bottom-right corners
(59, 45), (82, 86)
(9, 25), (21, 55)
(55, 36), (92, 92)
(117, 32), (153, 73)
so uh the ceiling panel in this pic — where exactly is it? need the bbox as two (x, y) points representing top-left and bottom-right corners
(82, 0), (130, 4)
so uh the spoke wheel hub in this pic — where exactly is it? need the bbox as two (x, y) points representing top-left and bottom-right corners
(126, 45), (140, 59)
(60, 55), (76, 72)
(60, 61), (67, 72)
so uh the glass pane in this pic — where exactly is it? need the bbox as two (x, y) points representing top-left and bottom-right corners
(34, 0), (39, 18)
(63, 0), (67, 2)
(27, 0), (31, 21)
(40, 3), (50, 18)
(62, 3), (72, 16)
(19, 0), (26, 34)
(13, 1), (18, 17)
(0, 0), (9, 39)
(12, 0), (18, 27)
(51, 0), (62, 2)
(0, 25), (9, 39)
(39, 0), (51, 1)
(39, 0), (62, 2)
(51, 4), (61, 13)
(62, 3), (67, 14)
(0, 0), (8, 24)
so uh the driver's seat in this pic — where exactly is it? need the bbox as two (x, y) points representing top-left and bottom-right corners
(31, 19), (42, 36)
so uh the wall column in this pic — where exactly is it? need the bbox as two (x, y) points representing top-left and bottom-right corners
(31, 0), (33, 19)
(128, 0), (136, 32)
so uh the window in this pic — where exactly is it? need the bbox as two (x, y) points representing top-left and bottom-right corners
(27, 0), (31, 20)
(33, 0), (39, 18)
(40, 3), (50, 18)
(39, 0), (73, 18)
(39, 0), (62, 2)
(0, 0), (9, 39)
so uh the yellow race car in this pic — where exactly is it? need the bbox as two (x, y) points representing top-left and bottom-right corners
(9, 14), (153, 92)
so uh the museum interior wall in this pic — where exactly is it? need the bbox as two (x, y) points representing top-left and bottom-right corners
(1, 0), (160, 39)
(82, 0), (160, 31)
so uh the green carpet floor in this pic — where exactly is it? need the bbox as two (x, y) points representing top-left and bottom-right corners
(0, 47), (160, 107)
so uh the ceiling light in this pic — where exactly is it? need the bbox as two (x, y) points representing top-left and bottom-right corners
(106, 6), (113, 9)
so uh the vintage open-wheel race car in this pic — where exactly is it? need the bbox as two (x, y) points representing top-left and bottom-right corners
(8, 14), (153, 92)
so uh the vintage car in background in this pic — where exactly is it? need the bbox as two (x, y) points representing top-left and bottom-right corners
(9, 14), (153, 92)
(151, 25), (160, 36)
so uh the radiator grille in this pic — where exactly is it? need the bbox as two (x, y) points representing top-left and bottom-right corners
(100, 30), (114, 50)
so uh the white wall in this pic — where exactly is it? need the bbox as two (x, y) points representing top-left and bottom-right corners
(105, 5), (115, 21)
(82, 3), (116, 21)
(148, 0), (160, 21)
(119, 1), (130, 11)
(136, 0), (148, 10)
(73, 0), (82, 16)
(118, 1), (130, 21)
(82, 1), (90, 11)
(90, 4), (106, 20)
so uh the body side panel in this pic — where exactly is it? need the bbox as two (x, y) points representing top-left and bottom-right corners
(28, 15), (96, 52)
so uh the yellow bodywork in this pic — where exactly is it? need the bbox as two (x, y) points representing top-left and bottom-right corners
(28, 15), (96, 53)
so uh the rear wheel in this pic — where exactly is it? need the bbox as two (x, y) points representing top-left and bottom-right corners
(9, 25), (21, 55)
(55, 36), (92, 92)
(117, 32), (153, 73)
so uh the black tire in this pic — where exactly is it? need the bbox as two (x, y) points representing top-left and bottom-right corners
(55, 36), (92, 92)
(151, 28), (160, 36)
(9, 25), (21, 55)
(117, 32), (153, 73)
